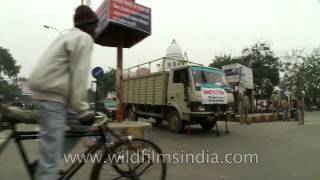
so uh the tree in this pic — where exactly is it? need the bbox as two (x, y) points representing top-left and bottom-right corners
(87, 88), (96, 103)
(209, 41), (280, 99)
(209, 54), (238, 69)
(0, 47), (21, 101)
(0, 80), (21, 102)
(304, 49), (320, 106)
(0, 47), (20, 78)
(281, 48), (320, 107)
(100, 68), (116, 98)
(240, 42), (280, 99)
(280, 49), (305, 95)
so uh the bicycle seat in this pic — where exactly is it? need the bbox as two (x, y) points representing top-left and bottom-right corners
(1, 106), (39, 124)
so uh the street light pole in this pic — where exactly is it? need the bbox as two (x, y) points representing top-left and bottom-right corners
(43, 25), (62, 35)
(43, 25), (70, 35)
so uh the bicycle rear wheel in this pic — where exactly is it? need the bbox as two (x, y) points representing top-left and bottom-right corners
(90, 138), (166, 180)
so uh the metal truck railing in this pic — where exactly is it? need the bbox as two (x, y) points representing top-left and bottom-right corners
(123, 57), (203, 79)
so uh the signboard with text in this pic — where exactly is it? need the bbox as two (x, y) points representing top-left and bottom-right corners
(95, 0), (151, 48)
(109, 0), (151, 33)
(201, 88), (228, 104)
(222, 64), (253, 89)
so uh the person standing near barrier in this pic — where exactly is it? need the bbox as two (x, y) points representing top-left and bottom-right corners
(297, 95), (305, 125)
(291, 99), (299, 121)
(271, 90), (280, 120)
(239, 91), (251, 125)
(29, 5), (98, 180)
(281, 96), (289, 121)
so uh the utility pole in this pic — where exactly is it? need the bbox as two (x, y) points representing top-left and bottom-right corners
(116, 47), (124, 122)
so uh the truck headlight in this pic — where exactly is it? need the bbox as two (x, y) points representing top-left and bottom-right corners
(191, 103), (206, 112)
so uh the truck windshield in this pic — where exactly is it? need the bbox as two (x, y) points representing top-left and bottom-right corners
(104, 100), (117, 107)
(192, 66), (229, 88)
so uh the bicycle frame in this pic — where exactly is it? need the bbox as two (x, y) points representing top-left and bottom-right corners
(2, 111), (164, 180)
(10, 124), (108, 180)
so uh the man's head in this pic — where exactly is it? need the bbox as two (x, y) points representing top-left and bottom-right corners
(74, 5), (99, 37)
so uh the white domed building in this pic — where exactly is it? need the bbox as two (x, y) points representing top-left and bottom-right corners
(160, 39), (186, 71)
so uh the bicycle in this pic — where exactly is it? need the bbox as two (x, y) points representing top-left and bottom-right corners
(0, 106), (167, 180)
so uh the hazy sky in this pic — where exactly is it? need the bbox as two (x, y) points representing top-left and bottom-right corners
(1, 0), (320, 78)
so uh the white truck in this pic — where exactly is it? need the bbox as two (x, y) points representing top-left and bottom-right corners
(123, 58), (234, 133)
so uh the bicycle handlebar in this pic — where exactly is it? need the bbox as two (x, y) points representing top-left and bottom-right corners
(1, 106), (127, 143)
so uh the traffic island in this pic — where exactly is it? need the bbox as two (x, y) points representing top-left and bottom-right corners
(232, 113), (281, 123)
(108, 121), (153, 140)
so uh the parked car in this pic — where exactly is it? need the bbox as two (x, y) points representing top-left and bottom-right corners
(10, 101), (25, 108)
(96, 100), (117, 118)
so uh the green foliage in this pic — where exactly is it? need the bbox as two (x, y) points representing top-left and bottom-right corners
(241, 42), (280, 99)
(0, 47), (21, 101)
(87, 88), (96, 103)
(0, 47), (20, 78)
(209, 41), (280, 99)
(280, 49), (305, 95)
(281, 48), (320, 107)
(0, 79), (21, 102)
(100, 68), (116, 98)
(209, 54), (238, 69)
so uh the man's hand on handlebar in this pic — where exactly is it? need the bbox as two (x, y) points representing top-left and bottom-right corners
(78, 111), (95, 126)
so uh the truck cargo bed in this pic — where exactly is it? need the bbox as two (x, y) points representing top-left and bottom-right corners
(124, 72), (169, 106)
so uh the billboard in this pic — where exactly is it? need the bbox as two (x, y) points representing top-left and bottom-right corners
(222, 64), (240, 84)
(222, 64), (253, 89)
(95, 0), (151, 48)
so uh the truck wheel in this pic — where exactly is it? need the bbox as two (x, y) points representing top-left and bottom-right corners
(167, 110), (185, 133)
(127, 108), (138, 121)
(200, 121), (216, 130)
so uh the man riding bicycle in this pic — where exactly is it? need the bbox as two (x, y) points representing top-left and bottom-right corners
(29, 5), (98, 180)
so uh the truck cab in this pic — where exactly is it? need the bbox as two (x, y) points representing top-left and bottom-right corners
(166, 65), (234, 132)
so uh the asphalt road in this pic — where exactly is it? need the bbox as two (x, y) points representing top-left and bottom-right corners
(0, 112), (319, 180)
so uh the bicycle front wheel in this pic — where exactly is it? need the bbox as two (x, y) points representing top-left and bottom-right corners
(90, 138), (167, 180)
